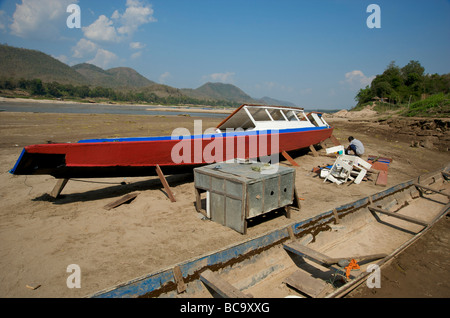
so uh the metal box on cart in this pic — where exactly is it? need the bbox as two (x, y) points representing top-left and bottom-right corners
(194, 162), (298, 234)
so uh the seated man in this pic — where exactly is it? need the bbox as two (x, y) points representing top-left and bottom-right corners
(345, 136), (364, 157)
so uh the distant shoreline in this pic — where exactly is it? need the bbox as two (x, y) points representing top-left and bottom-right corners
(0, 96), (234, 114)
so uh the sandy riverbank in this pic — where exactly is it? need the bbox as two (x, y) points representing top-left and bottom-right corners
(0, 110), (448, 298)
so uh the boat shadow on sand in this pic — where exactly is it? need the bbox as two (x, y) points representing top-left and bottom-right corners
(31, 148), (312, 206)
(31, 173), (194, 205)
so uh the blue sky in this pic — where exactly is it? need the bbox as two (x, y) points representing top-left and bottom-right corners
(0, 0), (449, 109)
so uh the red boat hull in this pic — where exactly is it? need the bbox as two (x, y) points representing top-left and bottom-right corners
(11, 127), (333, 178)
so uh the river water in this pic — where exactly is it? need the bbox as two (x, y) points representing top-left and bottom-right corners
(0, 100), (228, 118)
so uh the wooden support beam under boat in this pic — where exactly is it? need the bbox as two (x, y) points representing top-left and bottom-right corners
(155, 164), (176, 202)
(309, 144), (319, 157)
(200, 269), (253, 298)
(329, 135), (341, 146)
(368, 205), (428, 227)
(50, 178), (69, 198)
(281, 150), (299, 167)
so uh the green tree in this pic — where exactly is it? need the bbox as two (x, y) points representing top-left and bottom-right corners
(355, 85), (373, 105)
(46, 82), (62, 97)
(30, 79), (45, 95)
(401, 60), (425, 78)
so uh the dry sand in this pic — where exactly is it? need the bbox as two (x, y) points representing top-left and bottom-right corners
(0, 106), (449, 298)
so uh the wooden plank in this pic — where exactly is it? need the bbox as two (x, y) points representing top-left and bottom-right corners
(326, 253), (387, 265)
(200, 269), (252, 298)
(156, 164), (176, 202)
(284, 240), (334, 266)
(309, 145), (318, 157)
(50, 178), (69, 198)
(285, 240), (387, 266)
(368, 205), (428, 227)
(354, 168), (367, 184)
(371, 162), (389, 171)
(281, 150), (299, 167)
(173, 266), (186, 294)
(414, 183), (450, 198)
(104, 192), (139, 210)
(368, 155), (392, 163)
(287, 226), (295, 241)
(376, 170), (388, 186)
(284, 269), (328, 298)
(329, 135), (341, 146)
(293, 186), (302, 210)
(284, 205), (292, 218)
(332, 208), (340, 224)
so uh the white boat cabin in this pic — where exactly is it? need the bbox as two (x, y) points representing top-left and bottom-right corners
(216, 105), (329, 133)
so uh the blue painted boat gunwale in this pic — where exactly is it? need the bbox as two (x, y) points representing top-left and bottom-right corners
(77, 126), (329, 144)
(88, 177), (418, 298)
(9, 148), (25, 174)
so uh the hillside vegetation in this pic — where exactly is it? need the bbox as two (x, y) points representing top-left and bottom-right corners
(72, 63), (155, 88)
(181, 82), (258, 103)
(0, 44), (86, 85)
(0, 44), (296, 107)
(353, 60), (450, 117)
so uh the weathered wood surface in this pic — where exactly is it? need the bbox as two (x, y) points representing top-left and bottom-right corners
(200, 269), (252, 298)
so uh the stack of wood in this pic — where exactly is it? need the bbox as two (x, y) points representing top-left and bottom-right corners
(367, 155), (392, 187)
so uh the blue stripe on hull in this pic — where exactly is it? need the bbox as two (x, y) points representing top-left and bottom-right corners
(77, 127), (328, 143)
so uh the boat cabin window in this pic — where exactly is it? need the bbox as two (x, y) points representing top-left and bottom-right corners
(307, 112), (328, 127)
(249, 108), (272, 122)
(267, 109), (286, 121)
(297, 111), (309, 121)
(285, 110), (300, 121)
(216, 105), (316, 132)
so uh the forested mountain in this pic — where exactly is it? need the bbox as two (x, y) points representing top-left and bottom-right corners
(0, 44), (296, 107)
(258, 96), (296, 107)
(181, 82), (258, 103)
(72, 63), (155, 88)
(0, 44), (87, 85)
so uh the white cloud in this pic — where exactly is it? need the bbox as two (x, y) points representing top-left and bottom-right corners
(256, 81), (293, 93)
(203, 72), (235, 83)
(82, 0), (155, 44)
(116, 0), (157, 36)
(130, 51), (142, 59)
(0, 10), (9, 32)
(159, 72), (171, 84)
(87, 48), (118, 69)
(130, 41), (145, 49)
(82, 15), (120, 43)
(10, 0), (75, 39)
(53, 54), (69, 64)
(72, 38), (98, 58)
(341, 70), (375, 88)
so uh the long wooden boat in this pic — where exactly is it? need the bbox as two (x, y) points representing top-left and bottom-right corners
(9, 104), (333, 178)
(87, 166), (450, 298)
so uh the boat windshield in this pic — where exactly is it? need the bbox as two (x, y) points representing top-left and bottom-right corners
(216, 105), (318, 131)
